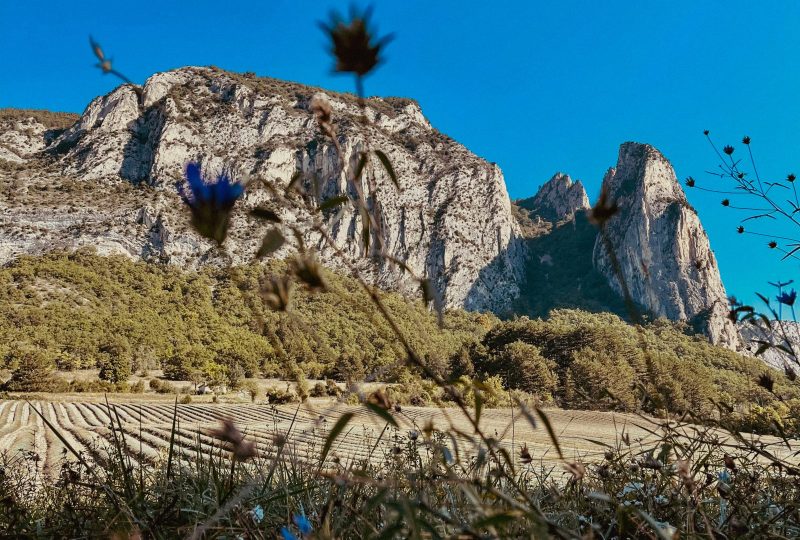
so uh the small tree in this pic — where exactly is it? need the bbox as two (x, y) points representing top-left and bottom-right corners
(98, 336), (132, 383)
(4, 349), (65, 392)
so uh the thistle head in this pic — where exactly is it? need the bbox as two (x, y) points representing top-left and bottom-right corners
(723, 145), (735, 155)
(320, 7), (392, 77)
(176, 162), (245, 245)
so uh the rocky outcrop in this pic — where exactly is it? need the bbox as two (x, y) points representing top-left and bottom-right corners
(592, 142), (740, 348)
(0, 67), (525, 313)
(518, 173), (589, 222)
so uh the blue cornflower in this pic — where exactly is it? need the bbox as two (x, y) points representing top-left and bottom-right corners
(293, 513), (313, 535)
(777, 289), (797, 307)
(280, 526), (298, 540)
(175, 161), (245, 245)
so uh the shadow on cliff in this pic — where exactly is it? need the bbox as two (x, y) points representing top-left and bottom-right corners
(467, 211), (635, 320)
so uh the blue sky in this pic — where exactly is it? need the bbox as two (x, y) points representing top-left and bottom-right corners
(2, 0), (800, 306)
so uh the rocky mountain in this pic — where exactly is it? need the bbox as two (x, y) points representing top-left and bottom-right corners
(0, 68), (742, 350)
(517, 173), (589, 222)
(0, 67), (525, 313)
(591, 143), (739, 348)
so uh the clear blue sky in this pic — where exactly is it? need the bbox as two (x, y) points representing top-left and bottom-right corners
(2, 0), (799, 307)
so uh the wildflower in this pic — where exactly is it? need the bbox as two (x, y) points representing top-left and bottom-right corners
(777, 289), (797, 306)
(250, 505), (264, 524)
(721, 199), (730, 206)
(589, 185), (619, 226)
(723, 145), (734, 155)
(519, 443), (532, 464)
(757, 372), (775, 393)
(320, 7), (392, 77)
(737, 226), (744, 234)
(788, 173), (796, 183)
(685, 177), (695, 187)
(210, 418), (256, 461)
(176, 162), (245, 245)
(742, 135), (751, 145)
(703, 130), (710, 136)
(408, 430), (419, 441)
(293, 514), (313, 536)
(280, 527), (297, 540)
(769, 241), (778, 249)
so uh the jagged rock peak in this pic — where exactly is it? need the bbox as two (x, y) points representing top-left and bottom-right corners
(519, 172), (590, 222)
(592, 142), (740, 349)
(0, 66), (526, 314)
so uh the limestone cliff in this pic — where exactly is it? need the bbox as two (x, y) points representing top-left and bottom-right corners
(0, 67), (525, 312)
(592, 142), (740, 348)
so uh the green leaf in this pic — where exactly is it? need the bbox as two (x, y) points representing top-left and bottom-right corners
(535, 408), (563, 460)
(317, 195), (349, 213)
(256, 229), (285, 259)
(374, 150), (399, 189)
(364, 402), (398, 428)
(320, 412), (354, 464)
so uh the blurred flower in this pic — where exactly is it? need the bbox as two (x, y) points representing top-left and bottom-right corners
(519, 443), (532, 464)
(564, 461), (586, 481)
(176, 162), (245, 245)
(777, 289), (797, 306)
(280, 527), (297, 540)
(291, 255), (327, 291)
(210, 418), (256, 461)
(785, 365), (797, 381)
(703, 130), (710, 136)
(311, 95), (336, 140)
(721, 199), (730, 207)
(250, 505), (264, 523)
(742, 135), (751, 145)
(261, 275), (292, 311)
(789, 173), (797, 183)
(723, 145), (734, 155)
(758, 373), (775, 393)
(769, 241), (778, 249)
(737, 226), (744, 234)
(320, 7), (392, 77)
(366, 388), (392, 410)
(293, 514), (313, 536)
(685, 177), (695, 187)
(589, 186), (619, 226)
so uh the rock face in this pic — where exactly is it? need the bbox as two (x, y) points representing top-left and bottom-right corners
(518, 173), (589, 222)
(592, 142), (740, 348)
(0, 67), (525, 313)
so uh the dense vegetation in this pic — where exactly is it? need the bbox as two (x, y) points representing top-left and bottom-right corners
(454, 310), (800, 434)
(0, 250), (490, 388)
(1, 250), (796, 435)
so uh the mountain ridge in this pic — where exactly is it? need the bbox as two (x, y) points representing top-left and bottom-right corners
(1, 67), (740, 350)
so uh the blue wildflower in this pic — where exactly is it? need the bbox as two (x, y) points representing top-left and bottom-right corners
(175, 161), (245, 245)
(777, 289), (797, 307)
(250, 504), (264, 523)
(293, 513), (313, 535)
(280, 526), (298, 540)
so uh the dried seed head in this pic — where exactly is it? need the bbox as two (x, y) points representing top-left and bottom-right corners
(366, 388), (392, 410)
(723, 145), (735, 155)
(320, 7), (392, 77)
(564, 461), (585, 481)
(757, 372), (775, 393)
(785, 364), (797, 381)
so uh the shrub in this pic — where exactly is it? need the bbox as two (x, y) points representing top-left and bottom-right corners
(3, 349), (67, 393)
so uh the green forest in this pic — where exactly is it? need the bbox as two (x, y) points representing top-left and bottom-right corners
(1, 250), (797, 433)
